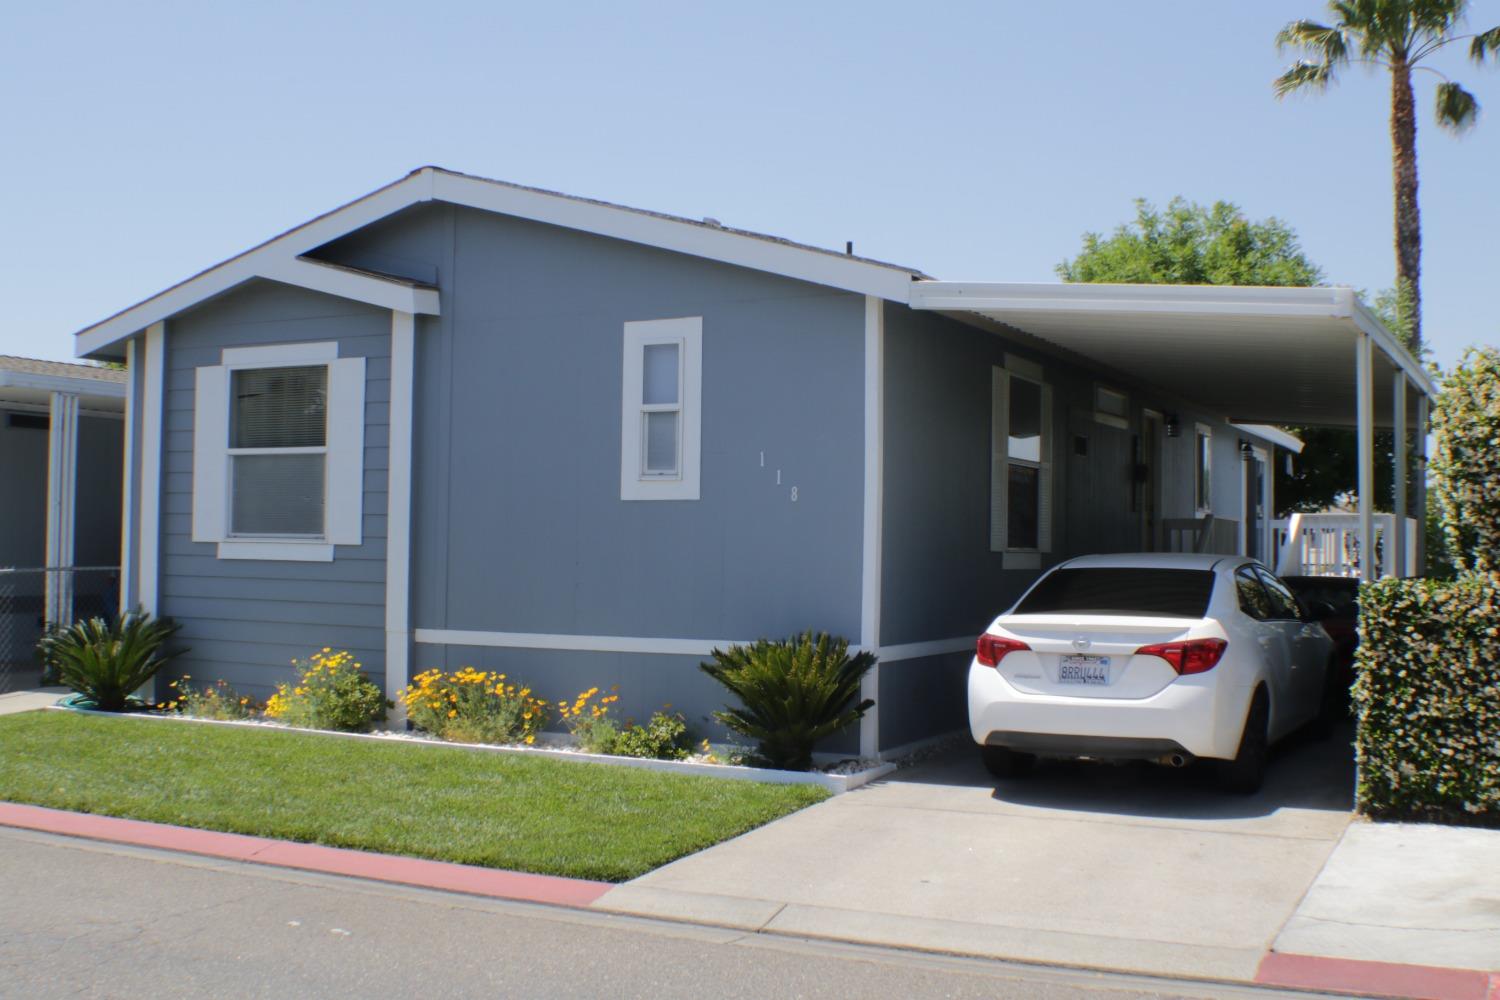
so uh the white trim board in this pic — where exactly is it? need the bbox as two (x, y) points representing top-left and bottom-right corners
(76, 167), (917, 356)
(412, 628), (972, 664)
(137, 323), (164, 616)
(385, 311), (416, 713)
(859, 295), (884, 759)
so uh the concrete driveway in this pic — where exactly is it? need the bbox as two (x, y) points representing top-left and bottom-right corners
(596, 728), (1355, 982)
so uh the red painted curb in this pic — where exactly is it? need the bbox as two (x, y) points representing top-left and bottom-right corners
(0, 802), (613, 908)
(1257, 952), (1495, 1000)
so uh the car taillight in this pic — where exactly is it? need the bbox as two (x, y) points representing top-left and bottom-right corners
(976, 633), (1030, 667)
(1134, 638), (1228, 675)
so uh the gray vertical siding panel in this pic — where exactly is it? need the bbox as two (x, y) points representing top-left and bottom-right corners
(156, 282), (390, 699)
(320, 205), (867, 646)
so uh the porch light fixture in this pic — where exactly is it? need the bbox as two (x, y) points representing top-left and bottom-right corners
(1164, 414), (1180, 438)
(1239, 440), (1253, 460)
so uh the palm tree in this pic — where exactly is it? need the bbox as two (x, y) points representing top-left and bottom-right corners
(1275, 1), (1500, 353)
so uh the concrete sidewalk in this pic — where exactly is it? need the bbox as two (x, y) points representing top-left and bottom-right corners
(1273, 820), (1500, 972)
(594, 736), (1357, 983)
(0, 687), (65, 716)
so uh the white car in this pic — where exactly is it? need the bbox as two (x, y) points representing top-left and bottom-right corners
(967, 553), (1336, 792)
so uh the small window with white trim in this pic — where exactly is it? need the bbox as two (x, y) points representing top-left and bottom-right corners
(1194, 423), (1213, 514)
(192, 342), (365, 561)
(991, 356), (1052, 566)
(1093, 385), (1130, 429)
(621, 317), (701, 501)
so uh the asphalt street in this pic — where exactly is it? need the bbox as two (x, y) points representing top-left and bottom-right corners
(0, 827), (1322, 1000)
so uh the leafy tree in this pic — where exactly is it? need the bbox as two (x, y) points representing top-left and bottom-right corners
(1430, 346), (1500, 573)
(1056, 198), (1324, 286)
(1275, 1), (1500, 354)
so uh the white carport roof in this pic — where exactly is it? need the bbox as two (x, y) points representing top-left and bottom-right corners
(907, 282), (1432, 429)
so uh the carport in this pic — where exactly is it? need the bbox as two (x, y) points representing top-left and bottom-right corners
(905, 283), (1434, 580)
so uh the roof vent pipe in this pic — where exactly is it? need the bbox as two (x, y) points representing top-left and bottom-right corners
(846, 241), (854, 255)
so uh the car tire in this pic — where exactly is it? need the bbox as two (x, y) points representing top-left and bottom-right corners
(980, 745), (1035, 779)
(1217, 691), (1269, 795)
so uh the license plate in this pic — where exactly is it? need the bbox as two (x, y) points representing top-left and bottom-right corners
(1058, 655), (1111, 685)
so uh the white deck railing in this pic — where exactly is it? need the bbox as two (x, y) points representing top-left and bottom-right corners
(1271, 513), (1419, 578)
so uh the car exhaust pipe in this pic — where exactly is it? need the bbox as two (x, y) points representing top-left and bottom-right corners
(1155, 752), (1192, 768)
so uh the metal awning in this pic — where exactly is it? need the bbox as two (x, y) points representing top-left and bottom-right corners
(906, 281), (1433, 580)
(907, 282), (1431, 430)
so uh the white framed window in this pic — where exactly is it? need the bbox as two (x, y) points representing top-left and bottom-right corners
(990, 355), (1052, 568)
(1194, 422), (1213, 514)
(620, 317), (701, 501)
(192, 342), (365, 561)
(1093, 385), (1130, 430)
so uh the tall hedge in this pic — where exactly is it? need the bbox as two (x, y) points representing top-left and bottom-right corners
(1354, 575), (1500, 823)
(1430, 346), (1500, 574)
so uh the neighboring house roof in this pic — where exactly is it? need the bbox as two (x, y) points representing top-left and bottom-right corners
(74, 167), (925, 357)
(0, 355), (126, 411)
(0, 355), (125, 383)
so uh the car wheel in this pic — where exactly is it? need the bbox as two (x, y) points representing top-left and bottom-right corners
(980, 745), (1035, 779)
(1217, 691), (1269, 794)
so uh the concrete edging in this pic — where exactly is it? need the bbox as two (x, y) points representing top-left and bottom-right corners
(0, 801), (611, 908)
(46, 703), (896, 793)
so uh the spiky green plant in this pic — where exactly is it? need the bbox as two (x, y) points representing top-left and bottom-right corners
(38, 610), (183, 712)
(700, 631), (875, 771)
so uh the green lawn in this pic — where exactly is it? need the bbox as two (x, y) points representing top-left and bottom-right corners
(0, 711), (827, 881)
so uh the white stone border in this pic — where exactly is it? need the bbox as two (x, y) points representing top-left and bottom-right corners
(47, 705), (895, 794)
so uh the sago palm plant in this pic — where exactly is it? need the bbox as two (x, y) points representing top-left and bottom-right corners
(38, 610), (183, 711)
(700, 631), (875, 771)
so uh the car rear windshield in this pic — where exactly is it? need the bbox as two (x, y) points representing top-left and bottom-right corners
(1014, 568), (1216, 618)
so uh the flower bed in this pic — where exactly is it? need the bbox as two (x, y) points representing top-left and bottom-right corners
(51, 702), (894, 793)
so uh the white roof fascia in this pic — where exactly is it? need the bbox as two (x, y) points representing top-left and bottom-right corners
(256, 258), (441, 317)
(428, 171), (916, 303)
(76, 167), (917, 357)
(75, 171), (436, 356)
(908, 282), (1358, 319)
(0, 369), (126, 399)
(907, 281), (1435, 398)
(1232, 423), (1305, 454)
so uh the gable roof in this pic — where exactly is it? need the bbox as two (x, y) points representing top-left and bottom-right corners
(75, 167), (924, 357)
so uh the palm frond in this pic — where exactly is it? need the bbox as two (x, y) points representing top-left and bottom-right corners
(1277, 19), (1351, 62)
(1435, 80), (1480, 130)
(1472, 25), (1500, 63)
(1275, 60), (1338, 96)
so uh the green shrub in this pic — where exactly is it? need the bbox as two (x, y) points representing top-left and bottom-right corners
(1431, 347), (1500, 573)
(612, 711), (692, 761)
(400, 666), (547, 745)
(700, 631), (875, 771)
(267, 649), (390, 733)
(165, 675), (256, 721)
(1354, 575), (1500, 824)
(38, 610), (182, 712)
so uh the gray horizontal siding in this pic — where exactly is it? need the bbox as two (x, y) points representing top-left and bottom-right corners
(156, 281), (390, 697)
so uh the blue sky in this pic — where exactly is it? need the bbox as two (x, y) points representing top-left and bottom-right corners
(2, 0), (1496, 370)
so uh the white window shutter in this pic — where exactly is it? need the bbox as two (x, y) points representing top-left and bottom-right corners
(325, 356), (366, 546)
(192, 365), (229, 543)
(1038, 382), (1054, 553)
(990, 367), (1008, 552)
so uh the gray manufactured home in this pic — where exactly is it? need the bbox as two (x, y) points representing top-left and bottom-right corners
(76, 168), (1430, 756)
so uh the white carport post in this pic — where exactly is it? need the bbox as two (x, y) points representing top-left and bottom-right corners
(45, 391), (80, 628)
(1391, 373), (1408, 578)
(1414, 393), (1429, 574)
(1355, 334), (1376, 583)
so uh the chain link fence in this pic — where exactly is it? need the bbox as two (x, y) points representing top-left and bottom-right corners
(0, 567), (120, 693)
